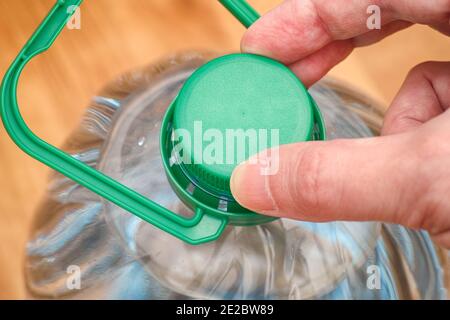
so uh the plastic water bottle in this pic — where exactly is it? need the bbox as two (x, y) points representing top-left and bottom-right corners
(25, 52), (447, 299)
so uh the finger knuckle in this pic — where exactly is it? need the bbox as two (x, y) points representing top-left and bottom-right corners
(290, 145), (329, 213)
(382, 107), (422, 134)
(281, 1), (312, 42)
(410, 133), (450, 231)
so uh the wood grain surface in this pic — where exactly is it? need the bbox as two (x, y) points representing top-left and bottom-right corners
(0, 0), (449, 299)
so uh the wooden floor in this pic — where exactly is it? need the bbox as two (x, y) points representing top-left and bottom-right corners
(0, 0), (449, 299)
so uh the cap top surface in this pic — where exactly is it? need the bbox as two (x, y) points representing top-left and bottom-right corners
(172, 54), (314, 196)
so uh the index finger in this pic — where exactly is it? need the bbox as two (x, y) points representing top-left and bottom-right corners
(242, 0), (450, 64)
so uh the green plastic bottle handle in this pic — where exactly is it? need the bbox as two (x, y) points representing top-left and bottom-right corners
(218, 0), (260, 27)
(0, 0), (260, 245)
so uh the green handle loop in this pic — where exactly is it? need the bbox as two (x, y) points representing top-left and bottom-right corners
(218, 0), (260, 27)
(0, 0), (230, 245)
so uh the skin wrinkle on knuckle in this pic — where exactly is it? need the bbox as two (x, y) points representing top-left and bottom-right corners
(386, 144), (426, 228)
(283, 1), (306, 40)
(306, 0), (333, 41)
(382, 62), (447, 134)
(415, 175), (450, 235)
(275, 0), (329, 60)
(282, 149), (298, 212)
(241, 2), (297, 58)
(383, 108), (424, 134)
(289, 145), (329, 216)
(398, 171), (429, 230)
(420, 62), (450, 109)
(404, 133), (450, 231)
(265, 163), (285, 213)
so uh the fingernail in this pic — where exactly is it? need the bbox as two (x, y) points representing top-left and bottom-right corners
(230, 160), (277, 213)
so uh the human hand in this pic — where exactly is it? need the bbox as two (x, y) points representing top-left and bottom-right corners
(230, 0), (450, 248)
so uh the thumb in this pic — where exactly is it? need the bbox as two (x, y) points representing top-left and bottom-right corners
(230, 134), (421, 226)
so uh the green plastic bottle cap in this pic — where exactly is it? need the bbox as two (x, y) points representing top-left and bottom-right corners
(161, 53), (325, 225)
